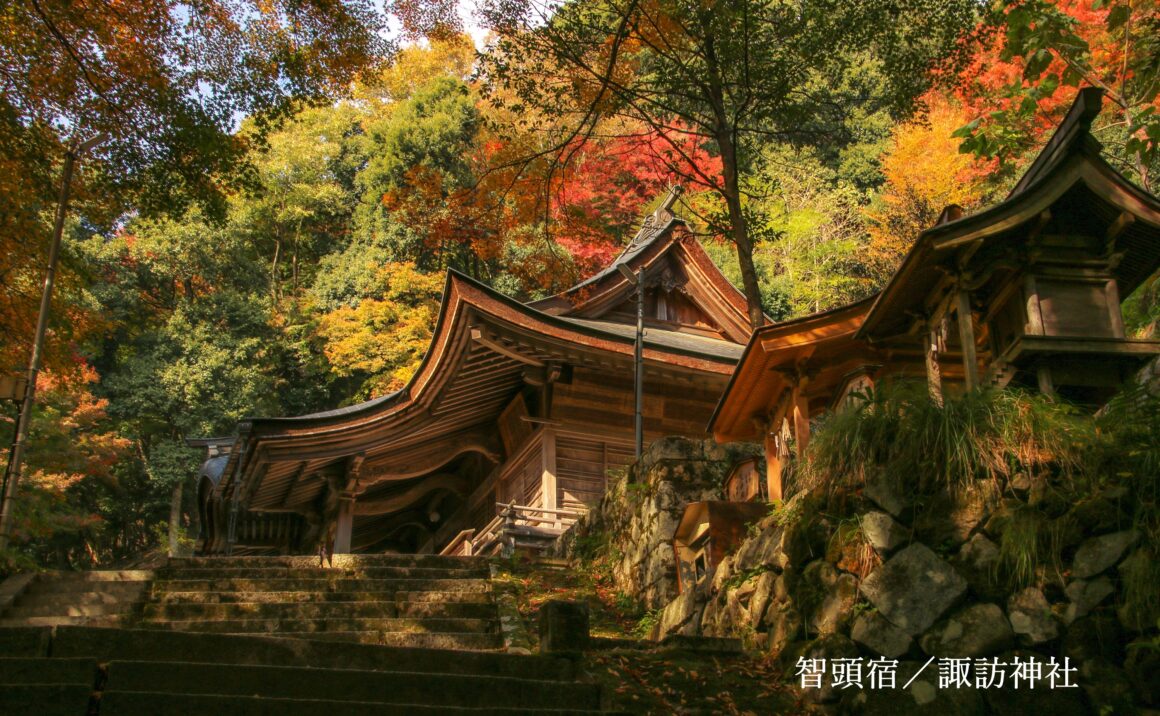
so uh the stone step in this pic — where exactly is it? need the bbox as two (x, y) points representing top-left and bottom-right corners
(140, 600), (497, 621)
(0, 684), (94, 716)
(0, 627), (54, 656)
(168, 554), (488, 570)
(4, 601), (132, 619)
(22, 579), (150, 596)
(0, 656), (98, 685)
(136, 615), (498, 635)
(396, 589), (494, 604)
(104, 659), (603, 710)
(0, 615), (125, 628)
(49, 627), (571, 680)
(99, 691), (613, 715)
(12, 589), (141, 608)
(260, 631), (504, 650)
(34, 570), (153, 583)
(157, 565), (490, 580)
(151, 589), (493, 605)
(150, 577), (491, 594)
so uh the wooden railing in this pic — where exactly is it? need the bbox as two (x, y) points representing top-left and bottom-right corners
(447, 502), (586, 557)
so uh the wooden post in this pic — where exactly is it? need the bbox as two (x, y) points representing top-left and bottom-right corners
(540, 428), (558, 529)
(763, 430), (783, 503)
(1024, 274), (1045, 335)
(955, 290), (978, 391)
(1106, 278), (1125, 338)
(926, 326), (943, 405)
(791, 386), (810, 459)
(1037, 366), (1055, 398)
(333, 494), (355, 554)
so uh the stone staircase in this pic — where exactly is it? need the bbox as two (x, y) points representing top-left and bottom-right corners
(0, 625), (612, 714)
(0, 570), (153, 627)
(137, 554), (503, 650)
(0, 554), (618, 714)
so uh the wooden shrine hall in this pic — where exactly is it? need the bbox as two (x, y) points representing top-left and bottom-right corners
(195, 188), (754, 556)
(710, 87), (1160, 504)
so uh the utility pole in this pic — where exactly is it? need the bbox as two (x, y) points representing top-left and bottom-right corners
(617, 263), (645, 462)
(0, 134), (106, 549)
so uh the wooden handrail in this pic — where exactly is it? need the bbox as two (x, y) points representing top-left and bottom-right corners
(494, 503), (585, 517)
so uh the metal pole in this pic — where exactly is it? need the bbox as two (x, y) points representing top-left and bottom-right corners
(634, 269), (644, 461)
(0, 134), (104, 549)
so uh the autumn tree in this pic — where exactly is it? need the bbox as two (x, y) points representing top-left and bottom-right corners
(865, 95), (996, 283)
(955, 0), (1160, 190)
(0, 368), (129, 570)
(477, 0), (976, 327)
(315, 263), (444, 400)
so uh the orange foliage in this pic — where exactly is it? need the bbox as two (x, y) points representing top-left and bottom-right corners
(866, 94), (995, 281)
(3, 366), (130, 543)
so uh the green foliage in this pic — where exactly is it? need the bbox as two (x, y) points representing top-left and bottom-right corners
(996, 504), (1047, 589)
(802, 380), (1091, 497)
(634, 609), (661, 639)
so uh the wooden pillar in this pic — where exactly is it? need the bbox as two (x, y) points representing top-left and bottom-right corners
(333, 493), (355, 554)
(1023, 274), (1045, 335)
(791, 386), (810, 459)
(540, 428), (558, 528)
(925, 326), (943, 405)
(1106, 278), (1125, 338)
(955, 290), (979, 391)
(763, 430), (783, 503)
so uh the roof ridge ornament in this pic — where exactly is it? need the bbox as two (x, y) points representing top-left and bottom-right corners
(631, 184), (684, 247)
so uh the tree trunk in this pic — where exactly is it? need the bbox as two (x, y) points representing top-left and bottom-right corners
(167, 480), (184, 557)
(271, 238), (281, 303)
(699, 16), (765, 330)
(716, 130), (765, 329)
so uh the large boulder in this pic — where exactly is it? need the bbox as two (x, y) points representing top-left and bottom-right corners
(1125, 638), (1160, 707)
(861, 511), (908, 554)
(859, 544), (967, 636)
(1007, 587), (1060, 645)
(864, 470), (910, 518)
(652, 588), (705, 639)
(1061, 576), (1114, 625)
(949, 533), (1004, 601)
(914, 484), (989, 548)
(919, 603), (1014, 658)
(765, 604), (803, 655)
(746, 570), (779, 630)
(851, 611), (913, 658)
(1070, 530), (1139, 579)
(798, 560), (858, 636)
(1079, 658), (1138, 716)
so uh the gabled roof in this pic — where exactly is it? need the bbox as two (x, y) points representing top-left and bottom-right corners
(709, 296), (878, 442)
(530, 186), (756, 342)
(214, 270), (744, 513)
(859, 87), (1160, 342)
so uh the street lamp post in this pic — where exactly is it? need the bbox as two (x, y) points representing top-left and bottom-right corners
(617, 263), (645, 462)
(0, 134), (106, 549)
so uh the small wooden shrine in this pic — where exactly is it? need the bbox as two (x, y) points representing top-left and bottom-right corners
(196, 188), (755, 556)
(672, 500), (768, 594)
(710, 88), (1160, 502)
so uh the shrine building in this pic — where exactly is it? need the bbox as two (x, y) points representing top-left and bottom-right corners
(710, 88), (1160, 504)
(196, 188), (755, 556)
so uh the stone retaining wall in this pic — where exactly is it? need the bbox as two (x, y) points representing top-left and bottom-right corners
(553, 437), (761, 610)
(648, 476), (1159, 714)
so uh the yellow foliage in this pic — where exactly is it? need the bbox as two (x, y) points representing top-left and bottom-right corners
(355, 33), (476, 105)
(865, 94), (995, 283)
(315, 262), (443, 399)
